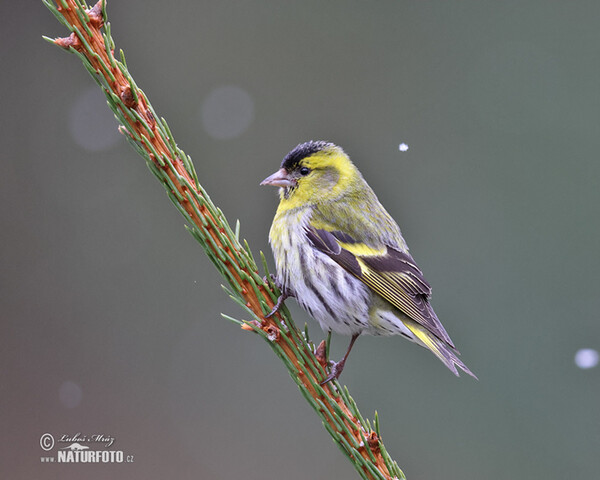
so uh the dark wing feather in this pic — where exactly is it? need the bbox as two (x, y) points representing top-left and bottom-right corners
(306, 227), (454, 346)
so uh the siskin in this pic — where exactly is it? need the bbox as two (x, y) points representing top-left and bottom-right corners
(261, 141), (476, 384)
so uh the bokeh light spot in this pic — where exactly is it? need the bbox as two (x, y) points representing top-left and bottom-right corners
(68, 86), (121, 151)
(399, 143), (409, 152)
(59, 380), (83, 408)
(574, 348), (599, 369)
(201, 85), (254, 139)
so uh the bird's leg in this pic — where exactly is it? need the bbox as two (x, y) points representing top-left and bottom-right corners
(320, 333), (360, 385)
(264, 291), (291, 318)
(264, 276), (294, 318)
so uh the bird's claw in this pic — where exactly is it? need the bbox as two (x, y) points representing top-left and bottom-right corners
(265, 295), (284, 318)
(264, 274), (295, 318)
(265, 288), (294, 318)
(320, 360), (346, 385)
(319, 333), (359, 385)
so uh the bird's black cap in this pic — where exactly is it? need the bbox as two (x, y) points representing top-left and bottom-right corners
(281, 140), (334, 171)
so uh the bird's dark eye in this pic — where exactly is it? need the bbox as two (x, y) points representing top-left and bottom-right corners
(299, 167), (310, 176)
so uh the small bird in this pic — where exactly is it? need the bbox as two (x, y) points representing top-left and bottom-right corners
(261, 141), (476, 384)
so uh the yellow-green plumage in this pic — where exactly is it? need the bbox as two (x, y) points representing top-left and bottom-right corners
(262, 141), (475, 380)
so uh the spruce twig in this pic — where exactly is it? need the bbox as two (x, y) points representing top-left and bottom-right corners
(42, 2), (406, 479)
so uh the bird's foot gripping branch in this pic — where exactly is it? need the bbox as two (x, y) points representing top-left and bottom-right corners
(42, 1), (404, 479)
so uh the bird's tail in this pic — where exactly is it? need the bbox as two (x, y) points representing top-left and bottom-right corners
(405, 322), (478, 380)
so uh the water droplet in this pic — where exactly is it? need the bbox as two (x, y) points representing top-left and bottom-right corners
(574, 348), (599, 369)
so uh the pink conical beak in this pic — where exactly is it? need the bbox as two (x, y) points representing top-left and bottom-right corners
(260, 168), (296, 187)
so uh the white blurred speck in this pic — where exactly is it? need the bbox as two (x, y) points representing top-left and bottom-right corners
(201, 86), (254, 139)
(68, 87), (121, 151)
(59, 380), (82, 408)
(399, 143), (409, 152)
(574, 348), (599, 369)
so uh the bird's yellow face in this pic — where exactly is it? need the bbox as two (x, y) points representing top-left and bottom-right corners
(261, 141), (359, 211)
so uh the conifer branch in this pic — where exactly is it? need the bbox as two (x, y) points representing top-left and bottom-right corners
(42, 2), (405, 479)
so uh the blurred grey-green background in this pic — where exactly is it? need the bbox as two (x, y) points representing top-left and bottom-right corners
(2, 1), (599, 479)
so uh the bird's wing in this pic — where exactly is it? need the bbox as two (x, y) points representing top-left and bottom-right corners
(306, 226), (454, 347)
